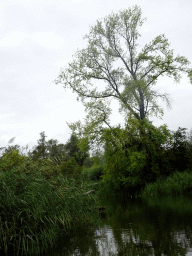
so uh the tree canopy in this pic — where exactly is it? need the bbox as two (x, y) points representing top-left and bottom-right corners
(55, 5), (192, 155)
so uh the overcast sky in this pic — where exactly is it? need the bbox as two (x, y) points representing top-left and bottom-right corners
(0, 0), (192, 149)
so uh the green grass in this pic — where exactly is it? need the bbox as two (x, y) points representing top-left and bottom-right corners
(0, 169), (98, 255)
(141, 169), (192, 197)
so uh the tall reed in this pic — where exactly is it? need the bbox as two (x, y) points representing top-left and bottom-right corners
(141, 170), (192, 197)
(0, 169), (98, 255)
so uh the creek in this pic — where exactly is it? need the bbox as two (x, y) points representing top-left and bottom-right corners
(44, 195), (192, 256)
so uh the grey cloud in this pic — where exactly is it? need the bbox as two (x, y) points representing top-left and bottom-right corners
(0, 0), (192, 148)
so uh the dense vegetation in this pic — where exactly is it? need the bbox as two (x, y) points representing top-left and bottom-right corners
(0, 133), (100, 255)
(54, 4), (192, 196)
(1, 130), (191, 255)
(0, 122), (192, 255)
(1, 5), (192, 255)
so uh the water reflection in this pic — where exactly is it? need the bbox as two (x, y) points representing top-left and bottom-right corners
(46, 195), (192, 256)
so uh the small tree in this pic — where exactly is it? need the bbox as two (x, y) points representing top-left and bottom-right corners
(186, 128), (192, 170)
(60, 157), (81, 177)
(64, 133), (89, 166)
(165, 127), (189, 172)
(0, 148), (26, 172)
(46, 139), (65, 159)
(30, 131), (48, 159)
(101, 116), (173, 191)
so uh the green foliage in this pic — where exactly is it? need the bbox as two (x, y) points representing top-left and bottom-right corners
(142, 170), (192, 197)
(59, 157), (81, 177)
(30, 131), (48, 160)
(64, 134), (89, 166)
(0, 170), (98, 255)
(0, 134), (89, 180)
(139, 122), (174, 179)
(103, 140), (146, 191)
(165, 127), (190, 172)
(0, 149), (61, 179)
(0, 149), (26, 172)
(46, 139), (65, 159)
(81, 164), (104, 181)
(91, 151), (105, 166)
(1, 144), (20, 155)
(55, 5), (192, 195)
(101, 117), (173, 192)
(186, 128), (192, 169)
(30, 132), (66, 160)
(56, 5), (191, 144)
(82, 156), (94, 168)
(33, 158), (61, 179)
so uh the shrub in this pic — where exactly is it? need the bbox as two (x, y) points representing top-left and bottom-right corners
(0, 149), (26, 172)
(103, 147), (147, 191)
(142, 170), (192, 197)
(101, 118), (173, 192)
(81, 164), (104, 181)
(59, 157), (81, 177)
(164, 127), (190, 173)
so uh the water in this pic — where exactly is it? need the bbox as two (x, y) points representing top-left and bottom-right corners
(46, 195), (192, 256)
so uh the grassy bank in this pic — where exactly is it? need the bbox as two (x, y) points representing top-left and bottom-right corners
(0, 169), (98, 256)
(141, 170), (192, 197)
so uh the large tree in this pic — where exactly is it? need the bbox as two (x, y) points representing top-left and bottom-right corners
(55, 5), (191, 143)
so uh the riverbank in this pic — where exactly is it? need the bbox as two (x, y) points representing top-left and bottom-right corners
(1, 155), (192, 256)
(0, 169), (99, 256)
(141, 169), (192, 197)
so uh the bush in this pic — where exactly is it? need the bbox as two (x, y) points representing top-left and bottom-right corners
(81, 164), (104, 181)
(103, 147), (147, 191)
(164, 127), (190, 173)
(101, 118), (173, 192)
(59, 157), (81, 177)
(0, 149), (27, 172)
(142, 170), (192, 197)
(186, 129), (192, 170)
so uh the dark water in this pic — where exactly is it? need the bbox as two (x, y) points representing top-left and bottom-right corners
(46, 195), (192, 256)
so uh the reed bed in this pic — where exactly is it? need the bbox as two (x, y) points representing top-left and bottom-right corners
(141, 170), (192, 197)
(0, 169), (98, 255)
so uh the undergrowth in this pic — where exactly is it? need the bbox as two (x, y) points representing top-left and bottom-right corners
(141, 169), (192, 197)
(0, 169), (98, 256)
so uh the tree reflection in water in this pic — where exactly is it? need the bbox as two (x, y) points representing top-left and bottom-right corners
(44, 195), (192, 256)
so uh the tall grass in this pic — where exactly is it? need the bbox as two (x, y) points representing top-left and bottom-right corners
(141, 170), (192, 197)
(0, 169), (98, 255)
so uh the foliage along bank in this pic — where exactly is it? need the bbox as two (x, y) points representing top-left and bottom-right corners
(0, 121), (192, 255)
(0, 133), (100, 256)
